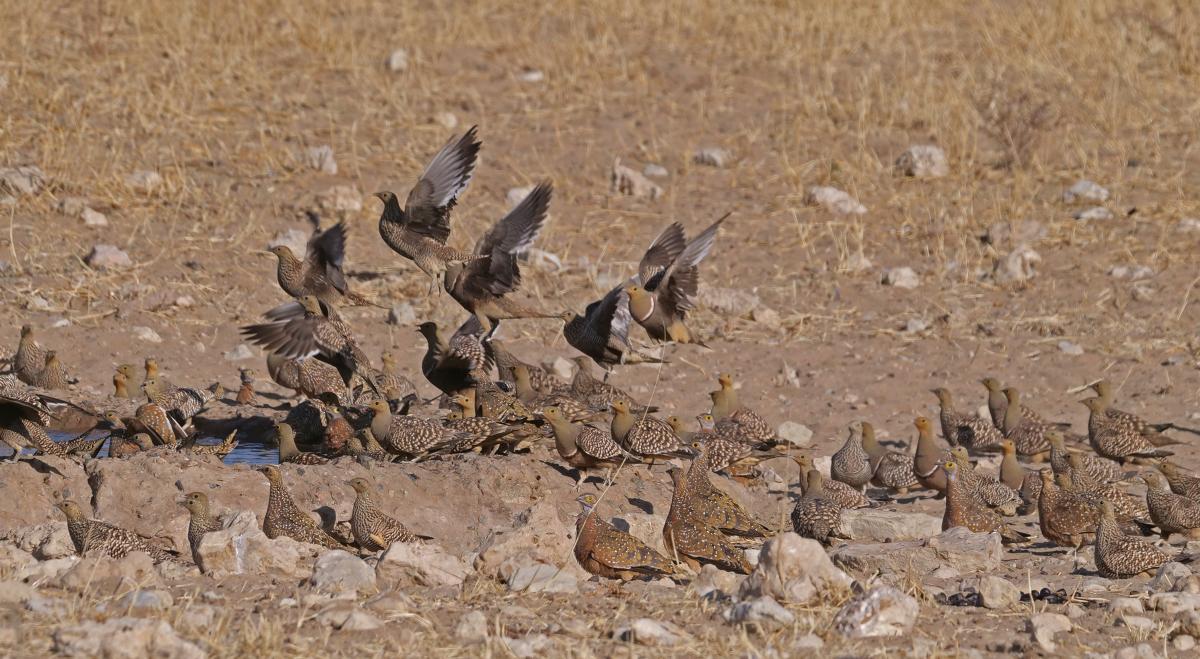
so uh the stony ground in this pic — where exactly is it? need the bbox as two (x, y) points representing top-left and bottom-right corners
(2, 0), (1200, 656)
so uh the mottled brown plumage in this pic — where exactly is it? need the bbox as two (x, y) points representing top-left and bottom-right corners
(942, 462), (1029, 544)
(347, 477), (421, 551)
(1083, 397), (1173, 462)
(181, 492), (221, 565)
(1095, 500), (1170, 579)
(791, 455), (874, 509)
(367, 400), (461, 457)
(543, 406), (627, 474)
(948, 446), (1019, 516)
(277, 423), (329, 465)
(575, 494), (680, 580)
(26, 351), (73, 390)
(570, 358), (655, 414)
(1091, 379), (1179, 445)
(1158, 462), (1200, 500)
(708, 373), (776, 447)
(662, 467), (752, 573)
(1037, 469), (1098, 549)
(183, 430), (239, 458)
(259, 465), (343, 549)
(1000, 387), (1051, 459)
(1062, 453), (1148, 522)
(444, 182), (558, 335)
(416, 320), (487, 396)
(12, 325), (45, 383)
(681, 448), (772, 540)
(375, 126), (482, 293)
(861, 421), (919, 494)
(790, 471), (849, 545)
(57, 499), (178, 563)
(235, 368), (256, 405)
(1143, 471), (1200, 541)
(113, 371), (131, 399)
(830, 424), (872, 492)
(932, 387), (1002, 453)
(0, 375), (66, 459)
(610, 400), (690, 462)
(270, 221), (376, 308)
(562, 287), (642, 370)
(241, 295), (378, 394)
(1046, 431), (1122, 483)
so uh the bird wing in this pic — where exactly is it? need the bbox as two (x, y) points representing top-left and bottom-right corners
(402, 126), (482, 244)
(568, 286), (632, 366)
(240, 316), (323, 361)
(638, 222), (687, 288)
(457, 182), (552, 300)
(656, 214), (726, 315)
(306, 222), (349, 293)
(0, 375), (52, 424)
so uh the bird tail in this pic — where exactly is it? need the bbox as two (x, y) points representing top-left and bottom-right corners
(346, 291), (389, 309)
(1143, 431), (1184, 447)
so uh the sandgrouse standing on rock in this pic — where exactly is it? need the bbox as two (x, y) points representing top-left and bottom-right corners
(347, 477), (424, 551)
(575, 493), (681, 581)
(259, 465), (344, 549)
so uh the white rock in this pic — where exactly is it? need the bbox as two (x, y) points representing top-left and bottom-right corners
(50, 318), (69, 328)
(317, 604), (383, 631)
(776, 421), (812, 447)
(1058, 341), (1084, 356)
(504, 634), (552, 658)
(173, 295), (194, 308)
(386, 49), (408, 72)
(131, 326), (162, 344)
(985, 220), (1045, 247)
(84, 244), (132, 270)
(1151, 562), (1193, 592)
(904, 318), (928, 333)
(1174, 635), (1196, 652)
(1027, 612), (1072, 652)
(693, 147), (730, 168)
(971, 575), (1020, 610)
(223, 344), (254, 361)
(0, 165), (46, 196)
(547, 357), (574, 381)
(642, 164), (668, 178)
(881, 267), (919, 289)
(1063, 179), (1109, 203)
(895, 145), (948, 178)
(611, 619), (690, 646)
(432, 112), (458, 129)
(125, 170), (163, 193)
(387, 303), (417, 325)
(506, 562), (578, 594)
(113, 589), (174, 611)
(1074, 206), (1113, 221)
(611, 159), (662, 200)
(1110, 597), (1145, 615)
(1118, 615), (1154, 633)
(195, 510), (320, 579)
(1108, 265), (1154, 280)
(5, 523), (74, 561)
(1176, 218), (1200, 233)
(506, 186), (534, 208)
(377, 541), (472, 587)
(26, 295), (50, 311)
(268, 228), (309, 256)
(309, 550), (377, 595)
(518, 69), (544, 83)
(455, 610), (489, 644)
(806, 186), (866, 215)
(723, 596), (794, 627)
(841, 510), (941, 542)
(52, 618), (204, 659)
(844, 251), (873, 273)
(832, 585), (919, 638)
(304, 145), (337, 175)
(793, 634), (824, 650)
(751, 306), (781, 328)
(738, 533), (853, 604)
(994, 245), (1041, 283)
(318, 185), (363, 214)
(692, 563), (741, 599)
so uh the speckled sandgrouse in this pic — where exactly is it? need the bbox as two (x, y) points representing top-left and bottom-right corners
(662, 467), (752, 574)
(258, 465), (344, 549)
(1037, 469), (1099, 550)
(0, 375), (68, 460)
(416, 320), (488, 396)
(1158, 462), (1200, 499)
(181, 492), (222, 565)
(860, 421), (919, 495)
(542, 406), (629, 485)
(375, 126), (482, 294)
(708, 373), (777, 448)
(270, 220), (377, 308)
(941, 462), (1029, 544)
(347, 477), (423, 551)
(56, 499), (179, 563)
(12, 325), (45, 383)
(1094, 500), (1171, 579)
(276, 423), (330, 465)
(790, 471), (850, 545)
(610, 400), (691, 463)
(999, 387), (1052, 460)
(1046, 431), (1122, 483)
(575, 493), (681, 581)
(830, 423), (873, 492)
(931, 387), (1002, 453)
(1091, 379), (1181, 445)
(1143, 471), (1200, 541)
(948, 446), (1020, 516)
(791, 455), (874, 509)
(241, 295), (379, 394)
(1083, 397), (1173, 463)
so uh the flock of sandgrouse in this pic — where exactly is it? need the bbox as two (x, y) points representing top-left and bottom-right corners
(1, 126), (1198, 586)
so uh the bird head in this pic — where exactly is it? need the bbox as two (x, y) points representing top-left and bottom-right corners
(372, 191), (398, 206)
(1000, 439), (1015, 454)
(1045, 431), (1065, 449)
(258, 465), (281, 482)
(181, 492), (207, 513)
(717, 373), (733, 389)
(20, 324), (33, 338)
(949, 446), (969, 463)
(1090, 380), (1111, 398)
(540, 406), (561, 422)
(415, 321), (438, 337)
(930, 387), (950, 403)
(576, 493), (599, 509)
(913, 416), (931, 432)
(346, 477), (370, 494)
(1079, 397), (1103, 412)
(55, 499), (83, 520)
(696, 414), (715, 430)
(942, 461), (958, 480)
(267, 245), (292, 260)
(298, 295), (323, 314)
(666, 416), (684, 432)
(1002, 387), (1019, 403)
(980, 377), (1001, 392)
(609, 400), (629, 415)
(367, 400), (389, 416)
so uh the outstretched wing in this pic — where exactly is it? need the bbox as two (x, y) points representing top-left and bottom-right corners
(460, 182), (553, 299)
(306, 222), (349, 293)
(638, 222), (687, 289)
(659, 214), (726, 315)
(402, 126), (482, 244)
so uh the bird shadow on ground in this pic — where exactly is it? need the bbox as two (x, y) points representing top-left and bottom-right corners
(627, 498), (655, 514)
(539, 459), (581, 485)
(21, 457), (70, 478)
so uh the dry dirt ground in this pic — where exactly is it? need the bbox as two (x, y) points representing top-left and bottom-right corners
(2, 0), (1200, 656)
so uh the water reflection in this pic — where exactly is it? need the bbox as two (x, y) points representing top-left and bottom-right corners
(0, 431), (279, 465)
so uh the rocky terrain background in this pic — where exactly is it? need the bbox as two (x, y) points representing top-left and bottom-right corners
(2, 0), (1200, 656)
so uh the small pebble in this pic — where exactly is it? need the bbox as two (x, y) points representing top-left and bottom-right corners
(131, 326), (162, 344)
(1074, 206), (1113, 221)
(432, 112), (458, 129)
(386, 49), (408, 72)
(642, 163), (668, 178)
(693, 147), (730, 168)
(125, 170), (163, 193)
(1063, 179), (1109, 204)
(1058, 341), (1084, 356)
(518, 69), (545, 83)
